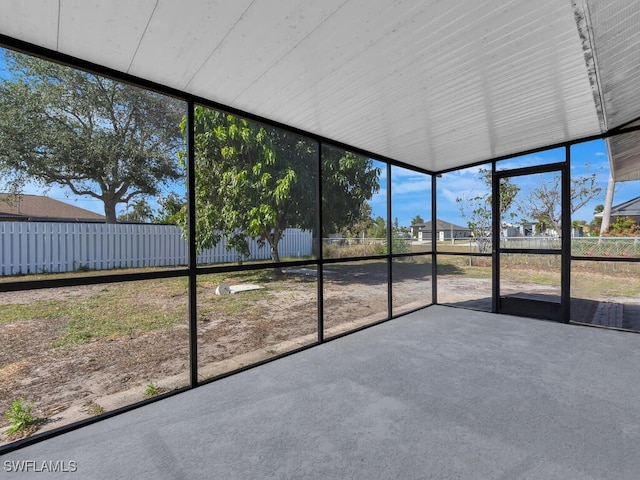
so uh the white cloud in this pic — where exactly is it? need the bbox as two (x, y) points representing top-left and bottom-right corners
(391, 178), (431, 195)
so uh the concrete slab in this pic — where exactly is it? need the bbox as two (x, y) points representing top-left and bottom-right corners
(5, 306), (640, 479)
(228, 284), (263, 294)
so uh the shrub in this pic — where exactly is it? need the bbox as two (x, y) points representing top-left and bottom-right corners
(605, 216), (640, 236)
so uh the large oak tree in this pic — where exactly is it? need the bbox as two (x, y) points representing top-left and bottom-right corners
(0, 49), (184, 223)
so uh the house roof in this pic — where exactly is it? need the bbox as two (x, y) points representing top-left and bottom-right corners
(0, 194), (105, 222)
(595, 196), (640, 219)
(1, 1), (639, 178)
(412, 220), (469, 232)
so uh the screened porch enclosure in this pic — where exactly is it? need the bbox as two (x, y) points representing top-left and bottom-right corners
(2, 0), (640, 460)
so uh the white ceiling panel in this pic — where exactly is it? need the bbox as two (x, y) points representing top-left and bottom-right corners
(186, 0), (348, 102)
(0, 0), (58, 49)
(57, 0), (158, 73)
(128, 0), (255, 90)
(0, 0), (638, 174)
(608, 132), (640, 182)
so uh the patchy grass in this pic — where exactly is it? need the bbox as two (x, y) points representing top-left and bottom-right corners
(0, 270), (299, 349)
(0, 301), (67, 325)
(0, 266), (186, 284)
(51, 281), (188, 347)
(3, 259), (640, 355)
(572, 273), (640, 298)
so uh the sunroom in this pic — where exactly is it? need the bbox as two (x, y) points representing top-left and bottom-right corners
(1, 1), (640, 477)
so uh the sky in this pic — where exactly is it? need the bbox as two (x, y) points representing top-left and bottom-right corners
(370, 139), (640, 229)
(2, 46), (639, 230)
(10, 123), (640, 230)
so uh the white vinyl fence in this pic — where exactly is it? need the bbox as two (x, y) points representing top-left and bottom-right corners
(0, 222), (313, 276)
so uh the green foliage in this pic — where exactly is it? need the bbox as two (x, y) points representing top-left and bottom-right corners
(391, 236), (411, 254)
(156, 192), (186, 225)
(411, 215), (425, 225)
(4, 398), (34, 435)
(118, 198), (155, 223)
(0, 49), (184, 223)
(145, 381), (162, 397)
(605, 216), (640, 236)
(321, 145), (381, 237)
(179, 107), (380, 263)
(366, 216), (387, 238)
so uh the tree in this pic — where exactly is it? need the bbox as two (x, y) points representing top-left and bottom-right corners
(0, 50), (184, 223)
(367, 216), (387, 238)
(321, 146), (381, 238)
(156, 192), (185, 225)
(456, 168), (519, 253)
(182, 107), (380, 263)
(117, 198), (154, 223)
(411, 215), (425, 225)
(588, 204), (605, 236)
(517, 173), (601, 235)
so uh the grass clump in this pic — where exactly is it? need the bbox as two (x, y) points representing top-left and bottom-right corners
(4, 398), (35, 435)
(82, 400), (104, 416)
(144, 381), (163, 397)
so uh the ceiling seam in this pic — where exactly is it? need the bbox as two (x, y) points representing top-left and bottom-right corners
(230, 0), (351, 103)
(127, 0), (159, 74)
(238, 0), (431, 120)
(184, 0), (257, 90)
(56, 0), (61, 50)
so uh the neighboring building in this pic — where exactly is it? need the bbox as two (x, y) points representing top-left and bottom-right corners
(410, 220), (471, 241)
(502, 221), (537, 237)
(0, 193), (105, 222)
(595, 196), (640, 224)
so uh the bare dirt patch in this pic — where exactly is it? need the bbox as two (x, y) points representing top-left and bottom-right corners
(1, 263), (634, 445)
(0, 266), (402, 443)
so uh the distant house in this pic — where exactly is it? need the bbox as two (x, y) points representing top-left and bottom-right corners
(410, 220), (471, 241)
(502, 221), (537, 237)
(0, 194), (105, 222)
(595, 196), (640, 224)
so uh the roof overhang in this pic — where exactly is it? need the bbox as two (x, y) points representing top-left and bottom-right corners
(1, 1), (639, 175)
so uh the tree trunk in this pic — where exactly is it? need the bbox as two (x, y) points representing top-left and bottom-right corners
(104, 201), (118, 224)
(600, 173), (615, 234)
(270, 243), (280, 263)
(270, 227), (282, 263)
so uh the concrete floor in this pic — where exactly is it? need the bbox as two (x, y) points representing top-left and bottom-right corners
(4, 305), (640, 479)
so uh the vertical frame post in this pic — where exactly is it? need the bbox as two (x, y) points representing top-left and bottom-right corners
(387, 163), (393, 318)
(317, 141), (324, 343)
(491, 161), (499, 313)
(187, 100), (198, 386)
(561, 146), (571, 322)
(432, 174), (438, 304)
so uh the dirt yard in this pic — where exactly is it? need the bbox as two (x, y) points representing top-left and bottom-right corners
(0, 260), (635, 444)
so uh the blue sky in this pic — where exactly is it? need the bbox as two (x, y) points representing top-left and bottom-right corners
(12, 134), (639, 229)
(2, 46), (638, 229)
(370, 139), (640, 228)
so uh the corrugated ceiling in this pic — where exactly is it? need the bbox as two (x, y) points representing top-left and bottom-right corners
(0, 0), (639, 175)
